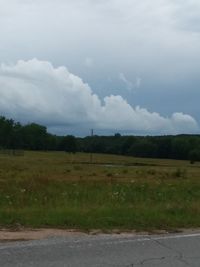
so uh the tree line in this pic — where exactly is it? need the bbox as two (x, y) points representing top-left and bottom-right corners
(1, 116), (200, 162)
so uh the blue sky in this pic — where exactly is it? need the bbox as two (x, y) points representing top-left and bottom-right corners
(0, 0), (199, 136)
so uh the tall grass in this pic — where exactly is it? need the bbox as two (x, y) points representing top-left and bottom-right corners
(0, 151), (199, 230)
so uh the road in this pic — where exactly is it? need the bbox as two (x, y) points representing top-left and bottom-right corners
(0, 232), (200, 266)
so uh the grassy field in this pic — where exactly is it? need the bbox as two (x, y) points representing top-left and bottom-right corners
(0, 151), (200, 231)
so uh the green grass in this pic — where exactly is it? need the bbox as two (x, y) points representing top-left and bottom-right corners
(0, 151), (200, 231)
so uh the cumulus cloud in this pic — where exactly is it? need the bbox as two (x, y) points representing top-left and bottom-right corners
(0, 59), (198, 135)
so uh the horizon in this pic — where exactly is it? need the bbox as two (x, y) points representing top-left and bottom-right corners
(1, 114), (200, 139)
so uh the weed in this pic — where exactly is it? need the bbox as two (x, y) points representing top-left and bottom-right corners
(172, 168), (187, 179)
(147, 169), (156, 175)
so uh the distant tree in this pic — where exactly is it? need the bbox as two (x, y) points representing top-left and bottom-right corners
(171, 138), (190, 160)
(46, 134), (57, 151)
(21, 123), (48, 150)
(189, 149), (200, 164)
(128, 139), (158, 158)
(0, 116), (15, 148)
(155, 137), (172, 159)
(11, 122), (23, 149)
(121, 137), (136, 155)
(2, 114), (200, 162)
(61, 135), (77, 153)
(114, 133), (121, 138)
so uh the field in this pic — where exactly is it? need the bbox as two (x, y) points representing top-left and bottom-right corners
(0, 151), (200, 231)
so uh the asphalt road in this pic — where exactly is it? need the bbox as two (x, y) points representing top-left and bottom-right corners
(0, 232), (200, 267)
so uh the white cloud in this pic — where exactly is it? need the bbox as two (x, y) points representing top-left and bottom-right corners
(0, 59), (198, 135)
(0, 1), (199, 100)
(119, 73), (141, 91)
(119, 73), (133, 91)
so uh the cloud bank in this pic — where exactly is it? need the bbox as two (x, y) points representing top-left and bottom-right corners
(0, 59), (198, 135)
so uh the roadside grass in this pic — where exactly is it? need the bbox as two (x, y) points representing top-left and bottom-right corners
(0, 151), (200, 231)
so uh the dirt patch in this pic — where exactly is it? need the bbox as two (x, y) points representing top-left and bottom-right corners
(0, 228), (200, 242)
(0, 228), (87, 242)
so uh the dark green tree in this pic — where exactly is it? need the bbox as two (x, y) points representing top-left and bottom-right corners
(61, 135), (77, 153)
(0, 116), (14, 148)
(21, 123), (48, 150)
(189, 149), (200, 164)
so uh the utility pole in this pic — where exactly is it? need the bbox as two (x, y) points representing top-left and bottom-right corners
(90, 129), (94, 163)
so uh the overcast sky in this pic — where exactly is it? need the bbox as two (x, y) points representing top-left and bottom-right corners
(0, 0), (200, 136)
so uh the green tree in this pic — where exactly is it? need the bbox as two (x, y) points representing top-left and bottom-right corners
(0, 116), (14, 148)
(189, 149), (200, 164)
(21, 123), (48, 150)
(61, 135), (77, 153)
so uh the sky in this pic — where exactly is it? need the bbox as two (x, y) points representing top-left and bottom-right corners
(0, 0), (200, 136)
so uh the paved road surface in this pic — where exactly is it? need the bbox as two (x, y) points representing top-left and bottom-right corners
(0, 232), (200, 266)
